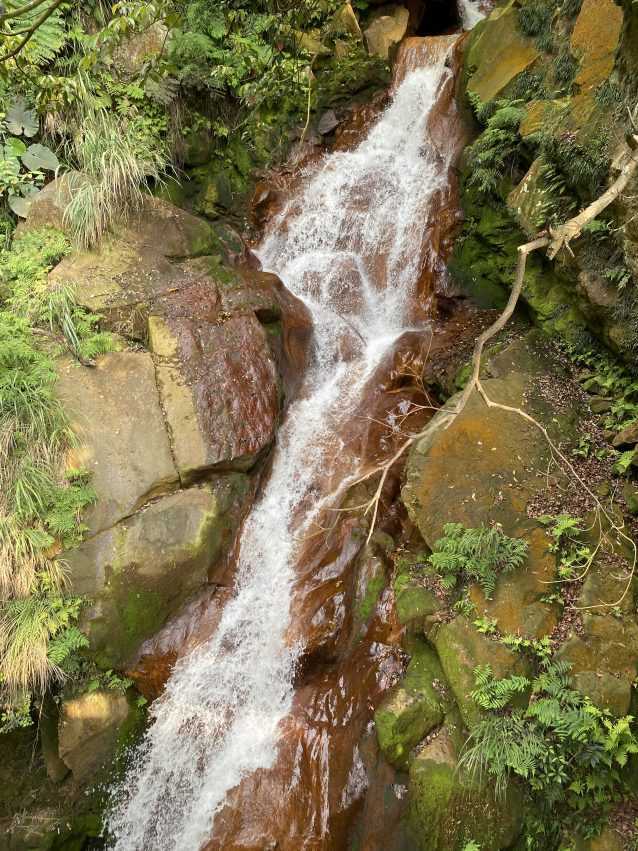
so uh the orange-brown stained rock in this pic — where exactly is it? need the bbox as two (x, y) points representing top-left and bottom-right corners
(129, 31), (475, 849)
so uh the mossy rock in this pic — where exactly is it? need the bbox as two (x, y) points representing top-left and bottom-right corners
(407, 725), (524, 851)
(375, 640), (447, 769)
(557, 612), (638, 714)
(394, 559), (444, 632)
(67, 477), (251, 667)
(465, 1), (540, 104)
(432, 617), (530, 729)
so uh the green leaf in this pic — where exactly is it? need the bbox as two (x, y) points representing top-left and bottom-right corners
(613, 448), (637, 476)
(4, 138), (27, 159)
(5, 100), (39, 137)
(21, 144), (59, 173)
(9, 193), (32, 217)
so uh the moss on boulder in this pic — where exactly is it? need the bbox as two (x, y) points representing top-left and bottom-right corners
(375, 640), (447, 769)
(432, 616), (529, 728)
(66, 477), (251, 667)
(407, 725), (524, 851)
(466, 2), (540, 103)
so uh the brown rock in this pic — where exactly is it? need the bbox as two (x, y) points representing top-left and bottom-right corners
(612, 421), (638, 449)
(151, 308), (279, 479)
(56, 352), (178, 536)
(58, 690), (131, 781)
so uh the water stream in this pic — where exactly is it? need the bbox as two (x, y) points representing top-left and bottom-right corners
(108, 42), (459, 851)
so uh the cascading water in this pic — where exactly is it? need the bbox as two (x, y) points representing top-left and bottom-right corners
(107, 47), (457, 851)
(458, 0), (488, 29)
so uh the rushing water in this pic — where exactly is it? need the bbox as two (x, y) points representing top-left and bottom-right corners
(458, 0), (488, 29)
(107, 48), (456, 851)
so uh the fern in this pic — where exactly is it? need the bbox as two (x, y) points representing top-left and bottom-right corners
(460, 662), (638, 816)
(471, 664), (530, 710)
(466, 100), (526, 197)
(4, 0), (67, 67)
(428, 523), (528, 599)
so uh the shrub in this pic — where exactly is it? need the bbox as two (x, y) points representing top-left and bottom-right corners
(428, 523), (528, 599)
(0, 228), (108, 710)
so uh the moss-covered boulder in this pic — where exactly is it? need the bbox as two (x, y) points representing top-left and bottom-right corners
(66, 478), (250, 667)
(569, 0), (624, 128)
(557, 612), (638, 714)
(393, 561), (444, 633)
(407, 724), (524, 851)
(466, 1), (539, 103)
(432, 616), (529, 728)
(375, 640), (447, 769)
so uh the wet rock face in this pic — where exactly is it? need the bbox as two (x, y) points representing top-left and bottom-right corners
(38, 198), (296, 669)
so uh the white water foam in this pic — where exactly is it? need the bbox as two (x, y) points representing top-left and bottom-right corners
(458, 0), (487, 29)
(107, 51), (455, 851)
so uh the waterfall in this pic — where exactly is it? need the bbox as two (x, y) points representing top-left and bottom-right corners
(458, 0), (487, 29)
(107, 47), (456, 851)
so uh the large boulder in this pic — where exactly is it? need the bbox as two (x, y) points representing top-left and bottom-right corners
(407, 724), (524, 851)
(66, 479), (251, 667)
(364, 6), (409, 59)
(466, 1), (539, 103)
(48, 197), (220, 338)
(375, 640), (448, 769)
(432, 616), (529, 728)
(149, 282), (280, 480)
(403, 334), (569, 638)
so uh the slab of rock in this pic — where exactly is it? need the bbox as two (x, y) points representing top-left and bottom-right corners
(612, 421), (638, 449)
(466, 1), (539, 103)
(56, 352), (178, 536)
(364, 6), (409, 59)
(48, 197), (219, 338)
(150, 296), (280, 480)
(58, 690), (132, 781)
(66, 478), (250, 666)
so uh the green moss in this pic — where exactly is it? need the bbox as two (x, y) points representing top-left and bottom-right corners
(394, 569), (442, 628)
(358, 571), (385, 622)
(375, 640), (446, 769)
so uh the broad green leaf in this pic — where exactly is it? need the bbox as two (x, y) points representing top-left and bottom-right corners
(5, 99), (39, 137)
(8, 189), (40, 217)
(21, 144), (60, 172)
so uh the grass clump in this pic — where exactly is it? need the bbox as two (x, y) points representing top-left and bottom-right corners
(428, 523), (528, 599)
(0, 227), (112, 723)
(63, 111), (169, 249)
